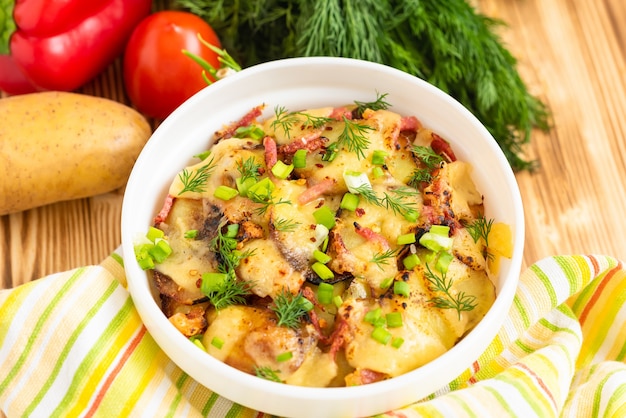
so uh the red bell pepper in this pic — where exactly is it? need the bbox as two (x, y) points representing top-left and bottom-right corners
(0, 0), (152, 93)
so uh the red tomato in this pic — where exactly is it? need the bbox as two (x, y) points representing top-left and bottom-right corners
(123, 11), (222, 120)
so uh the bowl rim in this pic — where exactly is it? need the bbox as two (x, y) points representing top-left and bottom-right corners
(121, 56), (525, 417)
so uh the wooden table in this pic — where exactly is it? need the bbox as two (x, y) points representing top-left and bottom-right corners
(2, 0), (626, 289)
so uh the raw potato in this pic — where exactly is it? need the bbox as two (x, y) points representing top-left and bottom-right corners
(0, 91), (152, 215)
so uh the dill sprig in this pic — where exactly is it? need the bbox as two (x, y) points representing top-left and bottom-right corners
(381, 187), (419, 217)
(176, 0), (549, 171)
(466, 214), (494, 247)
(271, 106), (333, 138)
(248, 188), (291, 216)
(412, 145), (445, 169)
(178, 157), (216, 194)
(236, 156), (261, 183)
(206, 221), (255, 309)
(254, 366), (282, 383)
(354, 91), (391, 118)
(337, 118), (374, 160)
(273, 217), (301, 232)
(272, 290), (310, 328)
(424, 264), (476, 319)
(370, 248), (398, 271)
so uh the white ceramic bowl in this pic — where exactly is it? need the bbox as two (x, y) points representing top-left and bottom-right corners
(121, 57), (524, 418)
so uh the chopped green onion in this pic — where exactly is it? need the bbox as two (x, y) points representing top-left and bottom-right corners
(149, 239), (172, 263)
(364, 308), (385, 327)
(394, 280), (410, 297)
(322, 142), (339, 162)
(271, 160), (294, 179)
(236, 176), (257, 196)
(201, 272), (228, 294)
(193, 150), (211, 161)
(333, 295), (343, 308)
(313, 206), (336, 229)
(234, 124), (264, 140)
(225, 223), (240, 238)
(293, 149), (307, 168)
(184, 229), (198, 239)
(312, 262), (334, 281)
(276, 351), (293, 362)
(192, 337), (207, 351)
(372, 166), (385, 179)
(380, 277), (394, 290)
(436, 251), (454, 273)
(135, 247), (155, 270)
(372, 150), (388, 165)
(391, 337), (405, 349)
(317, 282), (334, 304)
(403, 253), (420, 270)
(343, 170), (372, 195)
(340, 193), (360, 211)
(385, 312), (403, 328)
(247, 177), (275, 198)
(419, 232), (453, 252)
(397, 233), (416, 246)
(211, 336), (224, 349)
(430, 225), (450, 236)
(313, 249), (332, 264)
(298, 297), (314, 312)
(403, 209), (419, 223)
(371, 326), (392, 345)
(146, 226), (164, 242)
(214, 185), (239, 201)
(315, 224), (330, 247)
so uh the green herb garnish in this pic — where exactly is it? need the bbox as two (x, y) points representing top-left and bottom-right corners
(178, 157), (216, 194)
(272, 290), (312, 328)
(370, 248), (398, 271)
(271, 106), (333, 138)
(273, 217), (301, 232)
(354, 91), (391, 118)
(336, 118), (373, 160)
(424, 264), (476, 319)
(236, 156), (261, 183)
(177, 0), (549, 171)
(255, 366), (282, 382)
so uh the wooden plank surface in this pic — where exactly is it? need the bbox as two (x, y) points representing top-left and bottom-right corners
(2, 0), (626, 290)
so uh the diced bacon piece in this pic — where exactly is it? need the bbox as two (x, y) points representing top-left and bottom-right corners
(400, 115), (421, 132)
(329, 106), (352, 120)
(297, 178), (336, 205)
(215, 105), (264, 140)
(328, 319), (349, 359)
(431, 133), (457, 162)
(353, 222), (390, 249)
(263, 136), (278, 169)
(153, 194), (175, 226)
(358, 369), (387, 385)
(277, 132), (327, 155)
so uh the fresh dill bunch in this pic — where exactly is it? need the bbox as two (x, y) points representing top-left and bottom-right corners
(272, 290), (311, 329)
(370, 248), (399, 271)
(424, 264), (477, 319)
(178, 157), (216, 194)
(176, 0), (550, 171)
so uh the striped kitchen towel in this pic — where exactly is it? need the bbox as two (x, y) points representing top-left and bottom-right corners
(1, 254), (625, 417)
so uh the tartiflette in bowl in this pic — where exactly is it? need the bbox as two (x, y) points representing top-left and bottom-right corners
(121, 57), (524, 418)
